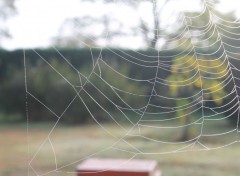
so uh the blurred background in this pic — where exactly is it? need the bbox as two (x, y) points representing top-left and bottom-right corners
(1, 0), (240, 175)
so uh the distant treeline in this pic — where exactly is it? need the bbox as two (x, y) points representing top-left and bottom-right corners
(0, 48), (226, 81)
(0, 48), (239, 125)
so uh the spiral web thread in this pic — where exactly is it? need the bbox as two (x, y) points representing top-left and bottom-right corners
(24, 0), (240, 175)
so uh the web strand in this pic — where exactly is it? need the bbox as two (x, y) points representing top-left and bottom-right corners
(25, 0), (240, 175)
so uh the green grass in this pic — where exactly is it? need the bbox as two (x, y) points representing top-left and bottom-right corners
(0, 120), (240, 176)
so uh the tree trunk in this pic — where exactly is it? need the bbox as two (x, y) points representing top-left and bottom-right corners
(150, 0), (159, 48)
(181, 116), (191, 141)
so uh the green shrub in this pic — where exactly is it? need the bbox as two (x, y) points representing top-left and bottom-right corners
(24, 58), (146, 124)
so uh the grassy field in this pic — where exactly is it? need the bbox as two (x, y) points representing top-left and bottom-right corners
(1, 120), (240, 176)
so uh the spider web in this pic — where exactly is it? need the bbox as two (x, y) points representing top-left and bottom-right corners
(24, 0), (240, 175)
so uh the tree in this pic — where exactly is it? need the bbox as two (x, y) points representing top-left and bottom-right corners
(163, 0), (240, 51)
(53, 0), (172, 49)
(163, 0), (240, 131)
(1, 56), (146, 123)
(110, 0), (171, 48)
(0, 0), (16, 46)
(53, 0), (240, 51)
(167, 55), (228, 140)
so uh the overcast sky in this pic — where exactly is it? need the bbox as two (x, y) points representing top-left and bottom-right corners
(2, 0), (240, 50)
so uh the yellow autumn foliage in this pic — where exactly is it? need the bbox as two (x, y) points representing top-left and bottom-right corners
(166, 55), (228, 140)
(212, 94), (223, 105)
(171, 66), (178, 73)
(183, 68), (190, 76)
(194, 78), (202, 88)
(170, 84), (177, 96)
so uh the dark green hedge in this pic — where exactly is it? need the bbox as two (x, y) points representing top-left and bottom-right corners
(0, 48), (238, 126)
(1, 48), (223, 80)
